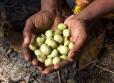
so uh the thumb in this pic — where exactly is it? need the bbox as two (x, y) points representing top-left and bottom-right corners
(64, 15), (75, 25)
(68, 34), (87, 59)
(68, 44), (78, 59)
(23, 18), (34, 61)
(23, 19), (34, 47)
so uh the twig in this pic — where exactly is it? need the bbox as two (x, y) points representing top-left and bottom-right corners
(57, 70), (62, 83)
(95, 64), (114, 74)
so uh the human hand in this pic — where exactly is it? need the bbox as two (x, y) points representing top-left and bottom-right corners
(64, 15), (87, 59)
(41, 15), (87, 75)
(22, 10), (62, 66)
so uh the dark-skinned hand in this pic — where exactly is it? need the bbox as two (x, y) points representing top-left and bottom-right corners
(23, 12), (87, 75)
(41, 15), (88, 75)
(22, 10), (62, 71)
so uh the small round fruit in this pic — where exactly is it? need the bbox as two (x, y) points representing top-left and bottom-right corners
(60, 55), (67, 60)
(36, 37), (45, 46)
(37, 56), (46, 63)
(52, 57), (61, 65)
(45, 38), (57, 48)
(64, 40), (70, 46)
(58, 45), (69, 55)
(45, 38), (51, 45)
(69, 42), (74, 49)
(64, 37), (69, 41)
(34, 49), (42, 57)
(48, 40), (57, 48)
(45, 58), (53, 67)
(63, 29), (70, 37)
(29, 44), (37, 51)
(57, 45), (62, 51)
(54, 34), (63, 43)
(58, 23), (67, 30)
(40, 44), (51, 55)
(45, 30), (53, 38)
(55, 29), (62, 35)
(48, 49), (58, 58)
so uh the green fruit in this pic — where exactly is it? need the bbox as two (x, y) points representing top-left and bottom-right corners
(52, 57), (61, 65)
(48, 49), (58, 58)
(63, 29), (70, 37)
(64, 40), (70, 46)
(57, 45), (62, 51)
(45, 30), (53, 38)
(36, 37), (45, 46)
(29, 44), (37, 51)
(55, 29), (63, 35)
(69, 42), (74, 49)
(58, 45), (69, 55)
(34, 49), (42, 57)
(60, 55), (67, 60)
(37, 55), (46, 63)
(58, 23), (67, 30)
(45, 38), (57, 48)
(48, 40), (57, 48)
(45, 58), (53, 67)
(54, 34), (63, 43)
(64, 37), (69, 41)
(40, 44), (51, 55)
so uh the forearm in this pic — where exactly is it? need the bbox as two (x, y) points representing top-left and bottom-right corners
(77, 0), (114, 22)
(41, 0), (58, 15)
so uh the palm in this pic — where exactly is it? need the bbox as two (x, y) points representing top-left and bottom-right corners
(22, 11), (62, 73)
(64, 15), (87, 58)
(40, 15), (87, 75)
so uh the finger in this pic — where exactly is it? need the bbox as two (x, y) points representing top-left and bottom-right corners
(31, 34), (37, 44)
(41, 66), (55, 75)
(32, 59), (38, 66)
(22, 48), (31, 61)
(38, 65), (45, 71)
(51, 16), (63, 31)
(41, 59), (74, 75)
(31, 53), (45, 70)
(23, 19), (34, 46)
(54, 59), (73, 69)
(22, 18), (34, 61)
(68, 33), (87, 58)
(38, 63), (46, 71)
(31, 53), (38, 66)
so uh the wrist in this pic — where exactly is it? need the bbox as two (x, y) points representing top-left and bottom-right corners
(41, 0), (57, 17)
(41, 7), (56, 16)
(40, 10), (56, 20)
(41, 0), (62, 19)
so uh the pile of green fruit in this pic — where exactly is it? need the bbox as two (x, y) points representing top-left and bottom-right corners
(29, 23), (74, 67)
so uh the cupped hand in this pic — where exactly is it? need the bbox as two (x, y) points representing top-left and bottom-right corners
(41, 15), (88, 75)
(64, 15), (87, 58)
(22, 10), (62, 66)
